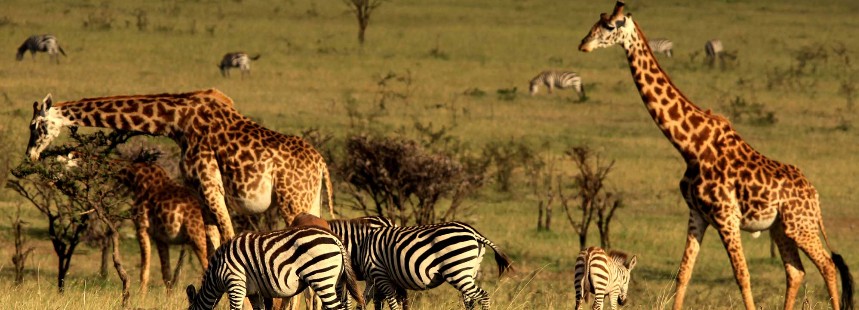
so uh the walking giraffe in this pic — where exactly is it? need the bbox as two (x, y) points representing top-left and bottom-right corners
(25, 89), (336, 244)
(578, 2), (853, 310)
(118, 159), (219, 293)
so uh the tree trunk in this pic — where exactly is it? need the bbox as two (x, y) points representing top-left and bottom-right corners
(537, 200), (544, 230)
(110, 229), (131, 306)
(99, 240), (110, 279)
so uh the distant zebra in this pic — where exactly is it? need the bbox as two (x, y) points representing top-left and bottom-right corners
(704, 39), (724, 67)
(185, 227), (364, 310)
(529, 70), (586, 100)
(356, 221), (513, 310)
(648, 38), (674, 58)
(573, 247), (638, 310)
(218, 52), (261, 79)
(328, 216), (401, 309)
(16, 34), (67, 64)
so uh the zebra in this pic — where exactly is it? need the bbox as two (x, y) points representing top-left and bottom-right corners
(16, 34), (67, 64)
(356, 221), (513, 310)
(573, 247), (638, 310)
(529, 70), (586, 100)
(704, 39), (724, 67)
(185, 226), (364, 310)
(218, 52), (261, 79)
(327, 216), (402, 309)
(648, 38), (674, 58)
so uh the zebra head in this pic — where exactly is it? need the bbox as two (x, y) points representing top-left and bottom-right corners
(26, 94), (63, 162)
(578, 1), (634, 53)
(618, 254), (638, 306)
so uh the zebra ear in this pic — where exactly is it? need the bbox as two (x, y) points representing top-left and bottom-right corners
(186, 285), (197, 302)
(627, 255), (638, 271)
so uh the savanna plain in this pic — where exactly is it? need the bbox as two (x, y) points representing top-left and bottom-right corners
(0, 0), (858, 309)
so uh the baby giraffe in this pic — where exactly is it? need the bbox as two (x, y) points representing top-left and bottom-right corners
(118, 159), (219, 293)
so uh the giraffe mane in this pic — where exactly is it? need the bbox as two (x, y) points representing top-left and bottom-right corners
(52, 88), (235, 108)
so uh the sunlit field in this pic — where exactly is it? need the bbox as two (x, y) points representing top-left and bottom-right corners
(0, 0), (858, 309)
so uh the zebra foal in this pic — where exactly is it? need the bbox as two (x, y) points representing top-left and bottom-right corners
(573, 247), (638, 310)
(185, 227), (364, 310)
(219, 52), (261, 79)
(16, 34), (67, 64)
(529, 70), (586, 100)
(356, 221), (513, 310)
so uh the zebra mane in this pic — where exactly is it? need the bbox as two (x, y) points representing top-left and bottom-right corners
(607, 250), (633, 268)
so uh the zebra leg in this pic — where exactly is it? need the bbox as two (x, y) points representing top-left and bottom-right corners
(608, 291), (619, 310)
(226, 282), (249, 310)
(591, 293), (605, 310)
(396, 287), (409, 310)
(374, 279), (403, 310)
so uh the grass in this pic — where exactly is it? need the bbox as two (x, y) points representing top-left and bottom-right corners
(1, 0), (859, 309)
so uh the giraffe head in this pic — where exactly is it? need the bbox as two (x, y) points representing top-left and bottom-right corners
(26, 94), (64, 162)
(578, 1), (635, 52)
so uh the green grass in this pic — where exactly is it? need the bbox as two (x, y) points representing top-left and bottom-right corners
(1, 0), (859, 309)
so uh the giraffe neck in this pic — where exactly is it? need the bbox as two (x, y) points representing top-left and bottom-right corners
(49, 89), (236, 139)
(623, 22), (719, 162)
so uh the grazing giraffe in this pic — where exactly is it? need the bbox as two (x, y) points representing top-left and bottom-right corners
(25, 89), (336, 245)
(118, 160), (219, 294)
(578, 2), (854, 310)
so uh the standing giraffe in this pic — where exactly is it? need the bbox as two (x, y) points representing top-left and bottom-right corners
(118, 160), (219, 293)
(25, 89), (336, 244)
(578, 2), (853, 310)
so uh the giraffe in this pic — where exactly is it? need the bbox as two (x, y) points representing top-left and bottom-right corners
(118, 160), (219, 294)
(577, 2), (853, 310)
(25, 89), (336, 244)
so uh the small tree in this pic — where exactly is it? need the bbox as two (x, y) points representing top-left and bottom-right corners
(339, 134), (485, 225)
(559, 146), (623, 249)
(9, 205), (35, 285)
(8, 129), (138, 305)
(342, 0), (385, 45)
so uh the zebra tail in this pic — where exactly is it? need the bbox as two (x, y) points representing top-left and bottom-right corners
(250, 54), (261, 61)
(58, 46), (67, 57)
(475, 233), (513, 276)
(340, 244), (365, 308)
(580, 83), (587, 100)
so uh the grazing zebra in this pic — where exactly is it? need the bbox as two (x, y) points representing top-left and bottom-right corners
(328, 216), (401, 309)
(705, 39), (724, 67)
(573, 247), (638, 310)
(529, 70), (586, 100)
(16, 34), (67, 64)
(219, 52), (261, 79)
(648, 38), (674, 58)
(356, 221), (513, 310)
(185, 227), (364, 310)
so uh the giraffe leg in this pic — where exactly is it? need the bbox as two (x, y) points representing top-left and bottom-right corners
(155, 240), (173, 290)
(189, 228), (210, 271)
(716, 221), (755, 310)
(137, 225), (151, 295)
(672, 210), (709, 310)
(771, 223), (805, 310)
(792, 227), (840, 310)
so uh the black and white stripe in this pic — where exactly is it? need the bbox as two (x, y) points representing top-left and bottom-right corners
(356, 221), (513, 310)
(185, 227), (363, 310)
(328, 216), (396, 279)
(648, 38), (674, 58)
(573, 246), (637, 310)
(218, 52), (261, 78)
(16, 34), (67, 64)
(705, 39), (724, 67)
(529, 70), (586, 99)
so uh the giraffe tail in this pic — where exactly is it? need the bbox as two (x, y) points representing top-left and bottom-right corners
(819, 217), (854, 310)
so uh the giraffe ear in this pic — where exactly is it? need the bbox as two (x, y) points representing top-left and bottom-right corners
(32, 101), (42, 117)
(42, 93), (53, 111)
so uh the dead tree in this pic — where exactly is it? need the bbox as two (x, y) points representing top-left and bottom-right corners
(9, 205), (35, 285)
(342, 0), (385, 45)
